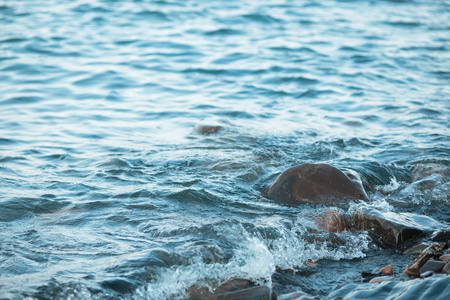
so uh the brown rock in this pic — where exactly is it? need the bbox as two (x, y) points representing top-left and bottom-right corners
(379, 265), (393, 275)
(369, 276), (394, 283)
(403, 243), (446, 276)
(314, 208), (350, 233)
(265, 164), (368, 205)
(350, 208), (429, 248)
(194, 124), (223, 135)
(188, 279), (273, 300)
(419, 260), (447, 274)
(214, 286), (272, 300)
(442, 262), (450, 274)
(439, 254), (450, 263)
(305, 261), (318, 268)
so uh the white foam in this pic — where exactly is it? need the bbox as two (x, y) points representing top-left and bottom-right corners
(135, 217), (369, 299)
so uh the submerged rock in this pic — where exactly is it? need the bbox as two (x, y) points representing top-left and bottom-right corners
(313, 208), (351, 233)
(188, 279), (273, 300)
(194, 124), (223, 135)
(265, 163), (368, 205)
(350, 208), (442, 248)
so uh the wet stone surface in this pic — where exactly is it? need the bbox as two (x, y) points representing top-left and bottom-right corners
(265, 164), (368, 205)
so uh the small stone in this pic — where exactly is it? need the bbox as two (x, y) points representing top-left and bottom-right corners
(439, 254), (450, 263)
(442, 262), (450, 274)
(419, 260), (447, 274)
(305, 261), (318, 268)
(369, 276), (394, 283)
(402, 243), (428, 255)
(420, 271), (435, 278)
(379, 265), (393, 275)
(361, 271), (383, 282)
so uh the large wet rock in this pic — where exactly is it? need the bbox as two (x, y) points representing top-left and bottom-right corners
(350, 208), (442, 248)
(265, 164), (368, 205)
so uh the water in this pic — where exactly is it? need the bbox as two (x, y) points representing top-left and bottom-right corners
(0, 0), (449, 299)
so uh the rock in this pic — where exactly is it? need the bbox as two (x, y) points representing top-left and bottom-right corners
(439, 254), (450, 263)
(277, 290), (316, 300)
(361, 271), (383, 282)
(350, 208), (433, 248)
(265, 163), (368, 205)
(431, 230), (450, 242)
(188, 279), (273, 300)
(420, 260), (447, 274)
(403, 243), (446, 276)
(411, 163), (450, 182)
(442, 262), (450, 274)
(305, 261), (318, 268)
(194, 124), (223, 135)
(214, 286), (272, 300)
(313, 208), (350, 233)
(379, 265), (393, 275)
(420, 271), (435, 278)
(369, 276), (394, 283)
(402, 243), (428, 255)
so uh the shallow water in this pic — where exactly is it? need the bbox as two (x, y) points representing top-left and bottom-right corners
(0, 0), (449, 299)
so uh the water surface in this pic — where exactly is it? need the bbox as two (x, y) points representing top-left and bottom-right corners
(0, 0), (449, 299)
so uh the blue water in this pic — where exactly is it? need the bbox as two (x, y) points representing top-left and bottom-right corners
(0, 0), (449, 299)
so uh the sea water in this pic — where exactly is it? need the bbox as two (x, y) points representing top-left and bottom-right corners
(0, 0), (449, 299)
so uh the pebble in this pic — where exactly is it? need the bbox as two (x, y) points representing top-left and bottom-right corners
(379, 265), (393, 275)
(369, 276), (394, 283)
(305, 261), (318, 268)
(440, 254), (450, 263)
(442, 262), (450, 275)
(419, 260), (447, 274)
(420, 271), (435, 278)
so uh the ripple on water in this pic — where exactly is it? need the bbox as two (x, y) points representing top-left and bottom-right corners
(0, 0), (449, 298)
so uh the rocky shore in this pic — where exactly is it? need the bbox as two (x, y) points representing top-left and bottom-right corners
(186, 162), (450, 300)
